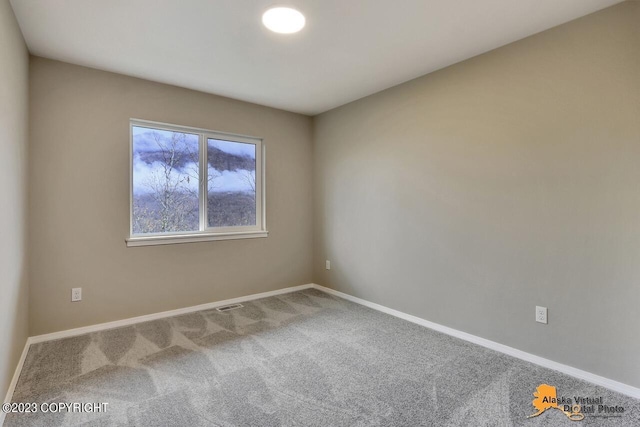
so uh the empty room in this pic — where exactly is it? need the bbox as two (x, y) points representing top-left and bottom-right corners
(1, 0), (639, 425)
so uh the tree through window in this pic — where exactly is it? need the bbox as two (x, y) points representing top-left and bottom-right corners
(129, 120), (264, 245)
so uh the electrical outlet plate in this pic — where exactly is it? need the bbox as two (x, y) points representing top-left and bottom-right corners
(325, 260), (331, 270)
(536, 306), (547, 324)
(72, 287), (82, 302)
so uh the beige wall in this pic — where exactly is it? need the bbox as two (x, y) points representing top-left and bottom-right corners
(28, 58), (313, 335)
(0, 0), (29, 397)
(313, 2), (640, 388)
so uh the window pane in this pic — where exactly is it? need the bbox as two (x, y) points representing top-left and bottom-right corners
(132, 126), (199, 234)
(207, 139), (256, 227)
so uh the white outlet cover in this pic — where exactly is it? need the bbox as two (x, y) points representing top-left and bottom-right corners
(536, 306), (547, 324)
(72, 287), (82, 302)
(325, 260), (331, 270)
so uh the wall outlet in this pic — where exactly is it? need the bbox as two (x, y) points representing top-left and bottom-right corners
(71, 287), (82, 302)
(536, 306), (547, 324)
(325, 260), (331, 270)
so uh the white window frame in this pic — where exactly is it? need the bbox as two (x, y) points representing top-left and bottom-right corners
(126, 119), (267, 247)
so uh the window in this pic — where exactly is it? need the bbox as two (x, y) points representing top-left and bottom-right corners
(127, 120), (266, 246)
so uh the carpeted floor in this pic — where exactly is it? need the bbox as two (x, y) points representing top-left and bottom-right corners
(4, 288), (639, 426)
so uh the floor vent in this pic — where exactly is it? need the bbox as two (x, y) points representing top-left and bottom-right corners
(216, 303), (244, 312)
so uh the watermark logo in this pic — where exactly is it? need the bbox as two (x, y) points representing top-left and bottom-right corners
(528, 384), (584, 421)
(527, 384), (625, 422)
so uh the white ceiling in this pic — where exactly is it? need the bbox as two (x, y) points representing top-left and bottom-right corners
(10, 0), (623, 115)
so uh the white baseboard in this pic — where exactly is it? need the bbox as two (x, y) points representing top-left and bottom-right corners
(3, 280), (638, 423)
(311, 284), (640, 399)
(29, 284), (314, 344)
(1, 338), (31, 426)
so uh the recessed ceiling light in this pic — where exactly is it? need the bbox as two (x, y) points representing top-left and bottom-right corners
(262, 7), (306, 34)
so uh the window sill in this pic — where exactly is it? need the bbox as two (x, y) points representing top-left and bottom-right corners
(126, 230), (268, 247)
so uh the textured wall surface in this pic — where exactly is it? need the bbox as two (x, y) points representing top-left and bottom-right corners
(314, 2), (640, 387)
(29, 58), (314, 335)
(0, 0), (29, 398)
